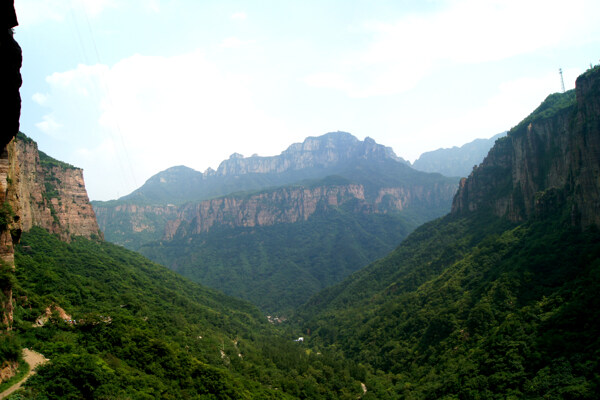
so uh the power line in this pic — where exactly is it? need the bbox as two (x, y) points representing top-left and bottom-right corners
(66, 1), (139, 196)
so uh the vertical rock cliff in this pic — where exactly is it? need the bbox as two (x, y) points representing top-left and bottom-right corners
(452, 66), (600, 228)
(14, 134), (102, 241)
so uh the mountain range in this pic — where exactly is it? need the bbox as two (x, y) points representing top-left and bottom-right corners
(93, 132), (459, 312)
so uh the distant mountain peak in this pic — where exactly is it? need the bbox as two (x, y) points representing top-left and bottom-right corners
(214, 131), (405, 176)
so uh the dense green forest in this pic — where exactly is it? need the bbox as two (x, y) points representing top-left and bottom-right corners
(6, 228), (369, 399)
(140, 203), (420, 313)
(298, 210), (600, 398)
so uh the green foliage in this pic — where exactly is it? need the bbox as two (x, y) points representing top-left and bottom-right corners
(10, 228), (367, 399)
(0, 202), (15, 228)
(140, 206), (421, 313)
(0, 356), (29, 393)
(511, 89), (577, 135)
(38, 150), (77, 171)
(299, 208), (600, 398)
(0, 333), (21, 363)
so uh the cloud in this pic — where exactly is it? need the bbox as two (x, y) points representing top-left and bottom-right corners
(231, 12), (247, 21)
(305, 0), (600, 98)
(219, 37), (255, 49)
(36, 114), (62, 134)
(32, 93), (48, 105)
(38, 49), (287, 200)
(15, 0), (116, 26)
(15, 0), (161, 26)
(404, 69), (580, 161)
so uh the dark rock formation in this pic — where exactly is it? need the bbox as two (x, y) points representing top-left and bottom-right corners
(1, 0), (21, 148)
(452, 66), (600, 228)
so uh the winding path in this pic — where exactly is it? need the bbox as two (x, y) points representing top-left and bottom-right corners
(0, 349), (48, 399)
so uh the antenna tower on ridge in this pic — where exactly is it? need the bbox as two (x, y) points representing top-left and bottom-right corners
(559, 68), (565, 93)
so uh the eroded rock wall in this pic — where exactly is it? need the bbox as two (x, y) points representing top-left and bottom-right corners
(15, 135), (102, 241)
(452, 68), (600, 228)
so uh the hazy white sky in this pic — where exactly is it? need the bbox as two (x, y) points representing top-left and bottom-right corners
(14, 0), (600, 201)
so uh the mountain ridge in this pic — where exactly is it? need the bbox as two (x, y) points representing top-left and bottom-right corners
(411, 131), (507, 177)
(107, 131), (408, 206)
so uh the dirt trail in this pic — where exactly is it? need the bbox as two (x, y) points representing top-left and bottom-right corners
(0, 349), (48, 399)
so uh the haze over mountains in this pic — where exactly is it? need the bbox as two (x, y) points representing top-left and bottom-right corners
(411, 131), (507, 177)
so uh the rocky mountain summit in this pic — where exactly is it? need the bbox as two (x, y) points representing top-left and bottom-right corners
(213, 131), (405, 176)
(115, 131), (408, 205)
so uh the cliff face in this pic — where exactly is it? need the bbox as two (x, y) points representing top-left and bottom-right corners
(452, 67), (600, 227)
(0, 140), (22, 328)
(98, 178), (457, 246)
(14, 135), (102, 241)
(164, 183), (454, 239)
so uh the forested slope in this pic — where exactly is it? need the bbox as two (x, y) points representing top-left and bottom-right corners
(7, 228), (367, 399)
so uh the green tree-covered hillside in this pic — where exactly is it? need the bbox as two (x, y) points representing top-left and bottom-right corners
(8, 228), (367, 399)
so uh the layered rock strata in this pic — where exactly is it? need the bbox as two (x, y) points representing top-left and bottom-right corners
(14, 135), (102, 241)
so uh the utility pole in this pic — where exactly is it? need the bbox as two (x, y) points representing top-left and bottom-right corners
(559, 68), (565, 93)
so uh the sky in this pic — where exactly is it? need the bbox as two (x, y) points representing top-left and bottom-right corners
(14, 0), (600, 201)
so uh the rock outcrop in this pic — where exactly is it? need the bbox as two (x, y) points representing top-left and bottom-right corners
(452, 66), (600, 228)
(0, 140), (22, 329)
(14, 134), (102, 241)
